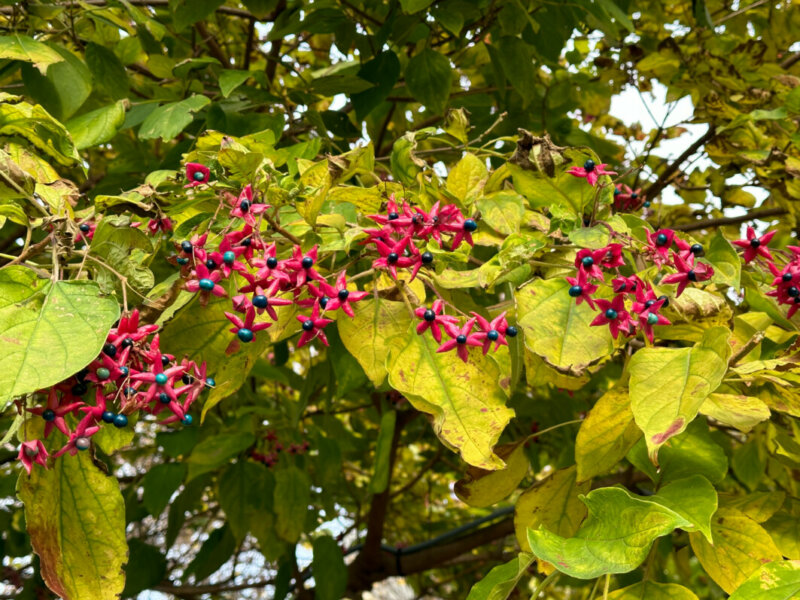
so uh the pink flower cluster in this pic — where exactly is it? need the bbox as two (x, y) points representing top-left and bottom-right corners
(18, 310), (209, 474)
(364, 197), (477, 280)
(413, 300), (517, 362)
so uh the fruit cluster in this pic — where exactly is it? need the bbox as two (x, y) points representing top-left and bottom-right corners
(18, 309), (211, 473)
(250, 430), (310, 467)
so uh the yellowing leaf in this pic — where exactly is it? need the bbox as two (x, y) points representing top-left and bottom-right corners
(517, 278), (614, 376)
(728, 560), (800, 600)
(608, 581), (699, 600)
(455, 441), (529, 508)
(720, 491), (785, 523)
(18, 451), (127, 600)
(575, 387), (641, 482)
(701, 393), (771, 433)
(689, 507), (782, 594)
(447, 153), (488, 206)
(629, 326), (730, 460)
(387, 327), (514, 470)
(475, 192), (525, 235)
(0, 35), (64, 73)
(338, 299), (412, 386)
(514, 466), (590, 552)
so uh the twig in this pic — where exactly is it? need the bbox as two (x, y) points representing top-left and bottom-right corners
(729, 332), (765, 366)
(264, 211), (303, 245)
(645, 126), (716, 201)
(672, 206), (786, 232)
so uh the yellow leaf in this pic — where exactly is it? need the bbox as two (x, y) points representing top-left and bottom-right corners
(446, 153), (487, 206)
(454, 440), (529, 507)
(608, 581), (699, 600)
(700, 393), (771, 432)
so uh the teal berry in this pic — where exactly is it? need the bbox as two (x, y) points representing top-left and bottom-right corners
(113, 414), (128, 428)
(568, 285), (583, 297)
(199, 278), (215, 291)
(177, 257), (189, 265)
(75, 437), (91, 451)
(183, 415), (193, 426)
(102, 411), (115, 423)
(252, 294), (268, 308)
(338, 289), (349, 301)
(423, 309), (435, 322)
(96, 367), (111, 380)
(239, 200), (251, 212)
(463, 219), (478, 232)
(302, 320), (314, 332)
(421, 251), (433, 264)
(118, 366), (129, 377)
(223, 251), (236, 265)
(320, 296), (329, 309)
(301, 256), (314, 269)
(605, 308), (618, 320)
(581, 256), (594, 268)
(631, 193), (639, 199)
(42, 409), (56, 422)
(237, 328), (254, 343)
(583, 159), (595, 171)
(205, 377), (216, 387)
(505, 326), (518, 337)
(155, 373), (168, 385)
(655, 233), (668, 246)
(487, 330), (499, 341)
(643, 201), (651, 208)
(647, 313), (659, 325)
(193, 171), (206, 182)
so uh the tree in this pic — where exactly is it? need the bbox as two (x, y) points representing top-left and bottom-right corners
(0, 0), (800, 598)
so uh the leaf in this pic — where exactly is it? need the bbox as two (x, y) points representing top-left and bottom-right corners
(493, 37), (536, 102)
(527, 485), (704, 579)
(312, 535), (348, 600)
(399, 0), (434, 13)
(689, 507), (782, 594)
(447, 153), (488, 206)
(138, 95), (211, 140)
(728, 560), (800, 599)
(721, 492), (785, 524)
(66, 101), (127, 150)
(476, 192), (525, 235)
(651, 475), (718, 542)
(123, 540), (167, 598)
(404, 49), (453, 114)
(765, 511), (800, 559)
(629, 326), (730, 460)
(21, 45), (92, 121)
(705, 230), (741, 288)
(219, 69), (251, 97)
(0, 35), (64, 73)
(171, 0), (225, 30)
(89, 217), (154, 294)
(466, 553), (534, 600)
(0, 101), (80, 166)
(17, 451), (127, 600)
(608, 581), (698, 600)
(700, 393), (770, 433)
(84, 43), (129, 100)
(0, 266), (119, 408)
(517, 278), (614, 376)
(575, 387), (640, 481)
(274, 466), (310, 543)
(514, 466), (591, 552)
(186, 432), (256, 480)
(387, 326), (514, 470)
(184, 524), (236, 581)
(142, 463), (186, 517)
(369, 409), (396, 494)
(337, 299), (412, 387)
(455, 440), (529, 508)
(218, 461), (271, 543)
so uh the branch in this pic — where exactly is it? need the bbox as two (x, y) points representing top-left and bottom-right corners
(672, 206), (787, 232)
(644, 126), (717, 201)
(194, 21), (228, 66)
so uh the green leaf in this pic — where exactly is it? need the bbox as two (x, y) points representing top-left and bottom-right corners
(527, 485), (704, 579)
(575, 387), (641, 481)
(705, 230), (741, 288)
(218, 461), (271, 543)
(517, 278), (614, 376)
(17, 450), (127, 600)
(186, 432), (256, 480)
(629, 326), (730, 460)
(142, 463), (186, 517)
(89, 217), (154, 294)
(0, 101), (80, 166)
(337, 299), (412, 387)
(0, 35), (64, 73)
(184, 524), (236, 581)
(123, 540), (167, 598)
(494, 37), (536, 102)
(84, 43), (129, 100)
(475, 192), (524, 235)
(689, 507), (782, 594)
(21, 44), (92, 121)
(650, 475), (718, 542)
(399, 0), (434, 13)
(387, 326), (514, 470)
(66, 101), (127, 150)
(596, 0), (635, 32)
(765, 510), (800, 560)
(370, 409), (396, 494)
(455, 440), (529, 508)
(312, 535), (348, 600)
(219, 69), (251, 97)
(447, 153), (488, 206)
(466, 553), (534, 600)
(171, 0), (225, 30)
(274, 466), (310, 543)
(728, 560), (800, 600)
(405, 49), (453, 114)
(0, 266), (119, 408)
(138, 95), (211, 141)
(608, 581), (698, 600)
(787, 87), (800, 115)
(514, 466), (591, 552)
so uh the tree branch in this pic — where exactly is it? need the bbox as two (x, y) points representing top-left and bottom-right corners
(644, 126), (717, 201)
(672, 206), (787, 232)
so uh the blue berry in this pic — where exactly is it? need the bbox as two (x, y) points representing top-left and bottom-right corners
(159, 392), (170, 403)
(205, 377), (216, 387)
(789, 287), (799, 298)
(302, 320), (314, 332)
(656, 233), (668, 246)
(223, 251), (235, 265)
(122, 338), (134, 349)
(690, 244), (703, 256)
(320, 296), (329, 309)
(181, 241), (192, 253)
(113, 414), (128, 428)
(71, 382), (87, 396)
(338, 289), (349, 301)
(421, 252), (433, 264)
(463, 219), (478, 232)
(643, 201), (651, 208)
(301, 256), (314, 269)
(487, 330), (499, 341)
(583, 159), (595, 171)
(193, 171), (206, 182)
(456, 334), (467, 344)
(569, 285), (583, 297)
(266, 256), (278, 269)
(182, 373), (193, 385)
(423, 309), (436, 322)
(103, 343), (117, 357)
(75, 437), (90, 451)
(784, 272), (793, 282)
(687, 270), (697, 282)
(237, 328), (254, 343)
(252, 295), (268, 308)
(605, 308), (618, 320)
(239, 200), (250, 213)
(102, 411), (115, 424)
(388, 212), (399, 220)
(118, 366), (129, 377)
(161, 355), (170, 366)
(42, 409), (56, 422)
(581, 256), (594, 268)
(79, 223), (91, 233)
(155, 373), (168, 385)
(183, 415), (193, 426)
(387, 252), (398, 264)
(199, 278), (215, 291)
(658, 295), (669, 307)
(750, 238), (760, 248)
(506, 326), (518, 337)
(177, 257), (189, 265)
(241, 238), (251, 247)
(631, 192), (639, 199)
(205, 258), (217, 270)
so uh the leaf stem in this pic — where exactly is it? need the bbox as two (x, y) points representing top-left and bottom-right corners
(531, 570), (560, 598)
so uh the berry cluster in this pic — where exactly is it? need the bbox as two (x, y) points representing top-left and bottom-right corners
(567, 229), (716, 342)
(250, 430), (310, 467)
(413, 300), (518, 362)
(364, 197), (477, 280)
(18, 310), (211, 473)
